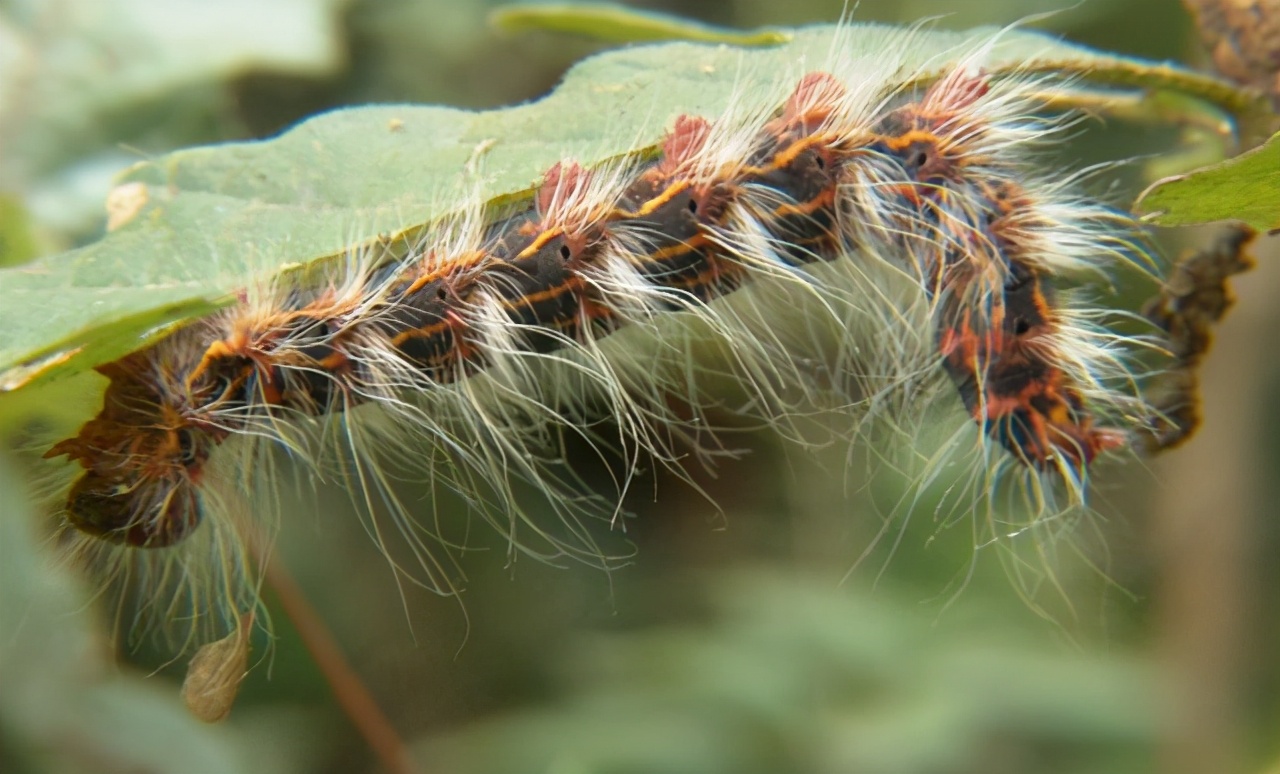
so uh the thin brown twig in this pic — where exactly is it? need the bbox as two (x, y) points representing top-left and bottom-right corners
(264, 555), (421, 774)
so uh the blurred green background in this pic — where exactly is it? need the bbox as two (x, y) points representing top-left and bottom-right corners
(2, 1), (1278, 773)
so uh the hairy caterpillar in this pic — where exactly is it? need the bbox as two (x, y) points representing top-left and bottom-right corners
(27, 21), (1207, 649)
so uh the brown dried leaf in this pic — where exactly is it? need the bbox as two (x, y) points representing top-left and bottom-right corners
(1140, 226), (1257, 451)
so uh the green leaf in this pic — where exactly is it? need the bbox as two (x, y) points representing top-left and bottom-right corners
(0, 23), (1262, 399)
(488, 2), (792, 45)
(1136, 130), (1280, 231)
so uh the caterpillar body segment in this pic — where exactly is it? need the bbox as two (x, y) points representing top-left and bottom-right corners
(45, 40), (1159, 643)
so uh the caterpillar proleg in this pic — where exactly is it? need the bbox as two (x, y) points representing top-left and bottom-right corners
(24, 19), (1233, 652)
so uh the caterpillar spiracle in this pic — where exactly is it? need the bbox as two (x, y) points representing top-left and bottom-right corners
(30, 22), (1203, 649)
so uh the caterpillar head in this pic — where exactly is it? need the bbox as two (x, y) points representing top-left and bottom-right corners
(46, 358), (209, 548)
(63, 463), (202, 548)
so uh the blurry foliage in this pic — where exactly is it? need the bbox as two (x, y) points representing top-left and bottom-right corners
(0, 0), (347, 249)
(0, 455), (245, 774)
(0, 192), (39, 267)
(1183, 0), (1280, 108)
(416, 571), (1160, 774)
(1, 2), (1278, 774)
